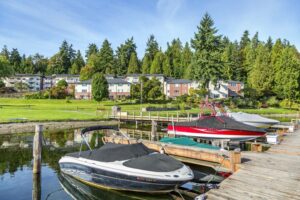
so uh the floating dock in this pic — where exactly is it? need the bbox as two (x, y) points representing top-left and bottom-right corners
(206, 128), (300, 200)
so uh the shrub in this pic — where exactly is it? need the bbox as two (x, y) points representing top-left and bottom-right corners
(266, 96), (279, 107)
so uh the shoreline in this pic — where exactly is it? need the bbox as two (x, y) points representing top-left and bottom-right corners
(0, 120), (119, 134)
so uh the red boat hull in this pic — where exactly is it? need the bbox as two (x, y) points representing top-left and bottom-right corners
(167, 125), (266, 141)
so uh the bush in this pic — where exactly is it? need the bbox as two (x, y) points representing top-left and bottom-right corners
(266, 96), (279, 107)
(25, 92), (46, 99)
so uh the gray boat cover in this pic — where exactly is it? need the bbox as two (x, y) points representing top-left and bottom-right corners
(172, 116), (265, 133)
(123, 153), (184, 172)
(66, 143), (155, 162)
(66, 143), (184, 172)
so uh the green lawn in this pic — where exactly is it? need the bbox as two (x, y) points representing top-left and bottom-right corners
(0, 98), (298, 123)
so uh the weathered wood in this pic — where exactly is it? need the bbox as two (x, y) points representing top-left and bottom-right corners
(33, 125), (43, 174)
(206, 128), (300, 200)
(151, 120), (157, 141)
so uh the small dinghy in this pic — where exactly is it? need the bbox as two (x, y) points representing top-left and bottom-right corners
(59, 126), (193, 193)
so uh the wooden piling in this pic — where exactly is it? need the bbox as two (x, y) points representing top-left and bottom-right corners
(33, 125), (43, 174)
(32, 172), (41, 200)
(151, 120), (157, 141)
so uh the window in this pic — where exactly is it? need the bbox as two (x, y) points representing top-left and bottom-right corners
(82, 84), (87, 87)
(82, 89), (87, 93)
(175, 84), (179, 87)
(230, 83), (236, 87)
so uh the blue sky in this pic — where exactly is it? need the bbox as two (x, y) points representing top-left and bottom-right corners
(0, 0), (299, 58)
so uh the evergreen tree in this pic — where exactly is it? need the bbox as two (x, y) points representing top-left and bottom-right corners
(98, 39), (115, 74)
(238, 30), (251, 82)
(248, 44), (274, 97)
(190, 13), (223, 86)
(150, 51), (164, 74)
(162, 55), (172, 76)
(274, 47), (300, 105)
(0, 45), (10, 60)
(33, 53), (48, 75)
(71, 50), (85, 74)
(165, 38), (183, 78)
(92, 73), (109, 102)
(23, 56), (35, 74)
(127, 52), (139, 73)
(0, 55), (13, 78)
(251, 32), (260, 49)
(116, 37), (137, 75)
(271, 39), (284, 73)
(145, 35), (159, 63)
(9, 48), (22, 72)
(59, 40), (72, 73)
(142, 54), (151, 74)
(181, 42), (193, 79)
(239, 30), (250, 49)
(47, 54), (64, 74)
(266, 36), (273, 51)
(221, 41), (240, 80)
(85, 43), (98, 59)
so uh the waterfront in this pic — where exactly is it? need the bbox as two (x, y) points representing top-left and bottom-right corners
(0, 128), (217, 200)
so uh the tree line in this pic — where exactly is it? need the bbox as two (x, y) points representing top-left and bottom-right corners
(0, 13), (299, 103)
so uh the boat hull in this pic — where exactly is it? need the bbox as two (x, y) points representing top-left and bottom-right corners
(59, 161), (190, 193)
(167, 125), (266, 141)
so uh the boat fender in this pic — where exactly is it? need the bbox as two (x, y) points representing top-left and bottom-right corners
(194, 194), (207, 200)
(159, 146), (165, 154)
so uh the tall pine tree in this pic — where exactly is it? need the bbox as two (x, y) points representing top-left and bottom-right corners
(127, 52), (139, 73)
(190, 13), (223, 87)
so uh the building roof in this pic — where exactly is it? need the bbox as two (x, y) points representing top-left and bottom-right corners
(13, 74), (41, 77)
(126, 74), (165, 77)
(107, 78), (130, 84)
(166, 78), (192, 84)
(55, 74), (80, 77)
(75, 80), (91, 84)
(227, 80), (244, 84)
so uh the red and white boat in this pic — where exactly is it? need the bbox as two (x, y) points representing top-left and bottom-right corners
(167, 99), (266, 141)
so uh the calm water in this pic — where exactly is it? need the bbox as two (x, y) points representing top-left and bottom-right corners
(0, 130), (172, 200)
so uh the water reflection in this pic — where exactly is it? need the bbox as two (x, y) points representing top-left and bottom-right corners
(0, 129), (171, 200)
(58, 172), (170, 200)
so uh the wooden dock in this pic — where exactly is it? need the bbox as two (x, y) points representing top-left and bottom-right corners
(206, 128), (300, 200)
(109, 112), (197, 122)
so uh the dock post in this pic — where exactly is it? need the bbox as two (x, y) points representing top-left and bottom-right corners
(151, 120), (157, 141)
(133, 112), (135, 120)
(187, 112), (190, 121)
(167, 112), (169, 121)
(229, 150), (241, 172)
(149, 112), (151, 120)
(135, 121), (138, 129)
(32, 125), (42, 200)
(33, 125), (43, 174)
(177, 112), (179, 122)
(32, 173), (41, 200)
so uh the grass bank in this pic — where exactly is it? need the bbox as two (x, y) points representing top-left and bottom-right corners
(0, 98), (298, 123)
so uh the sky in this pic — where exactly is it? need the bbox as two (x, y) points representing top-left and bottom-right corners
(0, 0), (299, 58)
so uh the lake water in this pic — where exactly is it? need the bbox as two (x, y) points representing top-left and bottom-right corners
(0, 130), (176, 200)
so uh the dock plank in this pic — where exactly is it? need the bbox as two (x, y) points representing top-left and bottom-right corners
(206, 128), (300, 200)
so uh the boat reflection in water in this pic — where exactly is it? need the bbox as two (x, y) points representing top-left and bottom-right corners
(58, 172), (171, 200)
